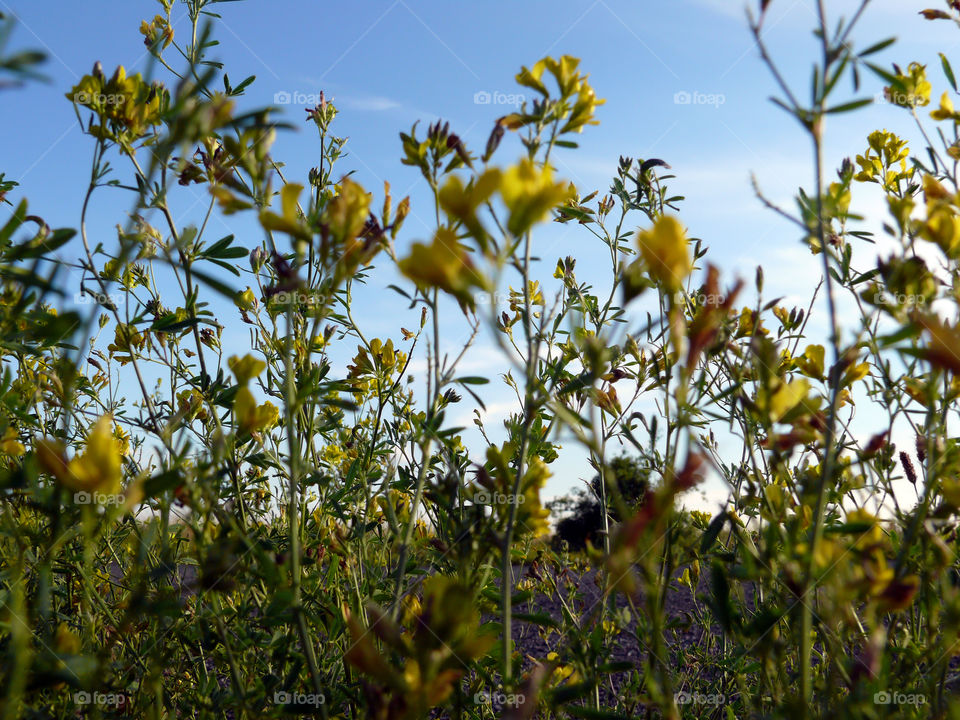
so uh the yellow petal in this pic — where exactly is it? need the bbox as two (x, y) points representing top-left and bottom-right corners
(768, 379), (810, 422)
(228, 354), (266, 385)
(636, 215), (691, 292)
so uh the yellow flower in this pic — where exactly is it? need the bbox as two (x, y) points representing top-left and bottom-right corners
(887, 194), (915, 233)
(233, 386), (280, 434)
(766, 378), (811, 423)
(690, 510), (712, 528)
(228, 354), (266, 385)
(437, 169), (501, 247)
(112, 424), (130, 456)
(235, 287), (257, 311)
(324, 178), (371, 244)
(854, 130), (912, 193)
(931, 91), (960, 122)
(482, 443), (551, 537)
(514, 55), (605, 133)
(635, 215), (692, 292)
(54, 623), (81, 655)
(398, 227), (488, 308)
(763, 483), (786, 518)
(519, 457), (552, 537)
(840, 361), (870, 388)
(36, 415), (123, 495)
(922, 202), (960, 256)
(500, 159), (575, 236)
(259, 183), (311, 242)
(322, 444), (346, 468)
(884, 62), (931, 108)
(563, 79), (604, 134)
(546, 652), (580, 686)
(67, 66), (167, 141)
(795, 344), (825, 381)
(107, 322), (146, 364)
(915, 314), (960, 374)
(845, 509), (884, 548)
(177, 389), (208, 422)
(508, 281), (544, 311)
(0, 427), (25, 458)
(140, 14), (174, 51)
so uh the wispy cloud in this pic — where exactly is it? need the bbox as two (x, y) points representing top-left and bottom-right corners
(337, 93), (403, 112)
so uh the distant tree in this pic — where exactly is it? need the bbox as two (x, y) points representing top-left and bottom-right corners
(550, 454), (652, 551)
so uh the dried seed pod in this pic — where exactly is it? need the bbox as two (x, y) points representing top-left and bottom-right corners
(900, 451), (918, 485)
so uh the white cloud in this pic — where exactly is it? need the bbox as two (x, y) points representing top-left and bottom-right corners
(337, 93), (403, 112)
(451, 399), (517, 430)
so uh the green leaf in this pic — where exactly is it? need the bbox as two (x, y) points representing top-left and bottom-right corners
(850, 268), (879, 286)
(859, 37), (896, 58)
(206, 258), (241, 276)
(142, 469), (183, 498)
(0, 199), (27, 247)
(186, 267), (237, 299)
(151, 314), (201, 333)
(203, 234), (247, 259)
(456, 376), (489, 385)
(942, 52), (958, 93)
(386, 284), (411, 300)
(824, 97), (874, 114)
(865, 61), (898, 85)
(513, 612), (558, 628)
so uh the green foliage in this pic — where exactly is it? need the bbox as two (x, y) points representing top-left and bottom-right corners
(3, 1), (960, 719)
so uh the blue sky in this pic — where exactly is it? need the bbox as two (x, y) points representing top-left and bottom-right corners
(0, 0), (952, 508)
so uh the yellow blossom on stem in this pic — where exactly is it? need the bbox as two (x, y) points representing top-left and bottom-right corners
(140, 14), (174, 51)
(931, 91), (960, 122)
(324, 177), (371, 246)
(235, 287), (257, 311)
(233, 386), (279, 435)
(0, 428), (25, 458)
(500, 158), (574, 236)
(36, 415), (124, 495)
(398, 227), (488, 308)
(636, 215), (692, 293)
(884, 62), (931, 108)
(228, 354), (266, 385)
